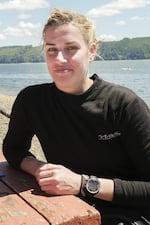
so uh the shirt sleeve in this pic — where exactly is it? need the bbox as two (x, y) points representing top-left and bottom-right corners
(112, 95), (150, 207)
(3, 89), (35, 169)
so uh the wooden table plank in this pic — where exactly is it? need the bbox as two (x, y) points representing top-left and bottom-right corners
(0, 153), (101, 225)
(0, 181), (49, 224)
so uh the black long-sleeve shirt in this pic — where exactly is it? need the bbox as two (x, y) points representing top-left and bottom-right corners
(3, 74), (150, 218)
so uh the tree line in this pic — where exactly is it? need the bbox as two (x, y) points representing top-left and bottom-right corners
(0, 36), (150, 63)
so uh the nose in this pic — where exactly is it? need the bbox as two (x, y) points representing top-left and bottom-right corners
(56, 51), (68, 63)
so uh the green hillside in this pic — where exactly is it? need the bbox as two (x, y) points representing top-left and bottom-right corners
(0, 45), (44, 63)
(99, 37), (150, 60)
(0, 37), (150, 63)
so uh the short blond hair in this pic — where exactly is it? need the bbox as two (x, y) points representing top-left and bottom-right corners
(42, 8), (100, 50)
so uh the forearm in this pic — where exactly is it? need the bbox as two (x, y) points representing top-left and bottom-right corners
(20, 156), (46, 176)
(90, 178), (150, 206)
(112, 179), (150, 207)
(81, 176), (150, 207)
(95, 178), (114, 201)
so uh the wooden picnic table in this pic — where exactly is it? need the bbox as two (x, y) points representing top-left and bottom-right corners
(0, 151), (101, 224)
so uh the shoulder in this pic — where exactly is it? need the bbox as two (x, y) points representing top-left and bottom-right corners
(21, 83), (53, 94)
(93, 74), (149, 112)
(94, 74), (137, 100)
(14, 83), (54, 107)
(18, 83), (54, 98)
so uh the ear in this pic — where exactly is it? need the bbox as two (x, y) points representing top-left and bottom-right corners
(89, 43), (97, 62)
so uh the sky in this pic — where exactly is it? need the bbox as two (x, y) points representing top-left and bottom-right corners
(0, 0), (150, 47)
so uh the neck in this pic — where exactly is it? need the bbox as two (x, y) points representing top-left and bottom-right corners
(64, 78), (94, 95)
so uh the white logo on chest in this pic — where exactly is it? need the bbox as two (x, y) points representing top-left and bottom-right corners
(98, 131), (121, 141)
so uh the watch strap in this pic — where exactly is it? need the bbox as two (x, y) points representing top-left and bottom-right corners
(80, 174), (89, 196)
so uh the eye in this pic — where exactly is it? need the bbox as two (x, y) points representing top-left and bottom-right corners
(66, 46), (79, 53)
(47, 47), (58, 55)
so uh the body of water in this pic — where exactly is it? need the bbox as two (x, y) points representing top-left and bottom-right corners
(0, 60), (150, 107)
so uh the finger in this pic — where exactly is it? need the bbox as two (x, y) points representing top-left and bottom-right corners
(36, 172), (55, 184)
(38, 176), (58, 186)
(39, 163), (60, 171)
(40, 184), (58, 194)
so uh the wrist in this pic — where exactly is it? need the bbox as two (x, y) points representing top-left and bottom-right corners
(20, 156), (46, 176)
(80, 174), (100, 197)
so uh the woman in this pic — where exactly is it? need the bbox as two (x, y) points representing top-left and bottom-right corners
(3, 9), (150, 225)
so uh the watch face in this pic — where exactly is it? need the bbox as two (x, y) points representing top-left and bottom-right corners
(86, 177), (100, 194)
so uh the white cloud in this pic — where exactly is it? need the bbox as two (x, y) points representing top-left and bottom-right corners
(130, 16), (145, 20)
(4, 21), (41, 37)
(87, 0), (150, 17)
(0, 34), (6, 40)
(0, 0), (50, 10)
(116, 20), (126, 25)
(99, 34), (117, 42)
(17, 13), (32, 20)
(19, 21), (41, 29)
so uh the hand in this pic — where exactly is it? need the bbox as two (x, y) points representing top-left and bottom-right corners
(35, 163), (81, 196)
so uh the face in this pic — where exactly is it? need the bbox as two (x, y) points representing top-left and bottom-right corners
(44, 23), (96, 94)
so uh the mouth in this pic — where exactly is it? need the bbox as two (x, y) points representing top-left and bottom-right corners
(54, 67), (72, 74)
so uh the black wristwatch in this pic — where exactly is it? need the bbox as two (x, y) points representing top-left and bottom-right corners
(80, 175), (100, 197)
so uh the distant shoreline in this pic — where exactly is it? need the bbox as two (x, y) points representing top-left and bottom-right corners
(0, 37), (150, 63)
(0, 58), (150, 65)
